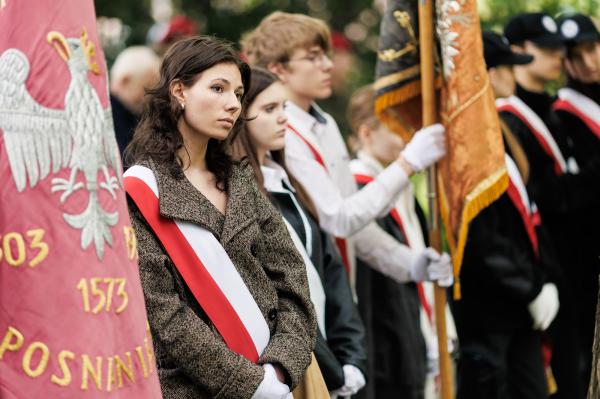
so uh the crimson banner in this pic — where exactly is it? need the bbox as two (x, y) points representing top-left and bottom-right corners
(0, 0), (163, 397)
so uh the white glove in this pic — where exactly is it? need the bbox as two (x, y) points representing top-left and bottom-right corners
(400, 123), (446, 172)
(252, 364), (291, 399)
(409, 248), (453, 287)
(528, 283), (559, 331)
(330, 364), (366, 398)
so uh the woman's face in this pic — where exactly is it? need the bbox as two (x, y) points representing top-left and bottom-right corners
(246, 82), (288, 153)
(180, 62), (245, 141)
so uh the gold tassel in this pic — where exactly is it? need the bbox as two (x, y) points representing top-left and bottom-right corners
(546, 366), (558, 395)
(439, 169), (509, 300)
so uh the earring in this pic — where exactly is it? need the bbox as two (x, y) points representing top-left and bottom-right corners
(180, 102), (185, 110)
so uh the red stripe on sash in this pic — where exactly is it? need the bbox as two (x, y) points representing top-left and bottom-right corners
(497, 104), (564, 175)
(553, 99), (600, 140)
(354, 173), (433, 323)
(125, 176), (260, 362)
(288, 124), (327, 168)
(505, 179), (539, 258)
(288, 123), (351, 275)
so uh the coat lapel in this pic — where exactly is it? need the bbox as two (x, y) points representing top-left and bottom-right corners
(148, 159), (256, 245)
(149, 159), (225, 238)
(220, 163), (257, 247)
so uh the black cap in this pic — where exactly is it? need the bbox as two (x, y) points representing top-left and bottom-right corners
(558, 14), (600, 45)
(483, 31), (534, 69)
(505, 13), (564, 48)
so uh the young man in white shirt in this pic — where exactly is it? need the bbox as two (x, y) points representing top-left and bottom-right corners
(241, 11), (452, 289)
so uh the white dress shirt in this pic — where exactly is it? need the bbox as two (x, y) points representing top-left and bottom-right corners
(284, 101), (417, 282)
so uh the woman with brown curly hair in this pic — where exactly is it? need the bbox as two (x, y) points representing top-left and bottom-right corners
(123, 36), (316, 399)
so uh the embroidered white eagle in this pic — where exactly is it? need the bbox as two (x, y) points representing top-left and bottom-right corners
(0, 30), (122, 259)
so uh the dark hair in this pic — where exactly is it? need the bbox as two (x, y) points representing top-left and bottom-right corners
(228, 67), (319, 220)
(125, 35), (251, 191)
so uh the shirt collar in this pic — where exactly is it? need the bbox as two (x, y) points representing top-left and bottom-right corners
(261, 158), (296, 194)
(356, 151), (385, 175)
(286, 100), (328, 136)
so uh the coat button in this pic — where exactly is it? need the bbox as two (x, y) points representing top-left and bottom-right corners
(250, 243), (258, 257)
(268, 309), (277, 321)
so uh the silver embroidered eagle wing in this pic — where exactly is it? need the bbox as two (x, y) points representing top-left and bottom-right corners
(0, 48), (71, 192)
(103, 105), (123, 184)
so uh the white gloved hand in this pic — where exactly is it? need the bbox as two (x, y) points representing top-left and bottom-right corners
(409, 248), (453, 287)
(329, 365), (366, 398)
(400, 123), (446, 172)
(252, 364), (291, 399)
(528, 283), (559, 331)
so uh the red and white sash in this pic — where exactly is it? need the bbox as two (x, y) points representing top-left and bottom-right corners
(287, 123), (352, 275)
(554, 88), (600, 140)
(352, 171), (433, 324)
(504, 155), (541, 258)
(497, 96), (568, 175)
(124, 165), (270, 363)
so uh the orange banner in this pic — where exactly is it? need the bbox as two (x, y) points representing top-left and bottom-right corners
(375, 0), (508, 298)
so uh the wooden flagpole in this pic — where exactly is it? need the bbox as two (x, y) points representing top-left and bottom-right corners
(418, 0), (454, 398)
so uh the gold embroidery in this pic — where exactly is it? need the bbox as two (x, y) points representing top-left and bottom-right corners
(80, 27), (100, 75)
(47, 29), (100, 74)
(115, 278), (128, 314)
(373, 65), (421, 90)
(0, 229), (49, 269)
(123, 226), (138, 260)
(0, 326), (24, 359)
(81, 355), (102, 390)
(135, 346), (149, 378)
(47, 32), (71, 62)
(394, 11), (417, 44)
(115, 352), (135, 387)
(2, 232), (26, 267)
(441, 76), (491, 123)
(378, 10), (418, 62)
(22, 341), (50, 378)
(106, 356), (116, 392)
(77, 277), (129, 314)
(27, 229), (49, 267)
(50, 350), (75, 387)
(0, 325), (156, 389)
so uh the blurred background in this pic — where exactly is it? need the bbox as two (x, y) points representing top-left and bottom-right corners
(95, 0), (599, 135)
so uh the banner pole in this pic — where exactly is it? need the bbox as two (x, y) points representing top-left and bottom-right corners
(418, 0), (453, 398)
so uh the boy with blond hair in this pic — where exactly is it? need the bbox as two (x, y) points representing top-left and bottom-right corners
(242, 12), (453, 397)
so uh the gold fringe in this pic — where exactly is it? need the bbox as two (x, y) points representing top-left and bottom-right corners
(374, 80), (423, 116)
(439, 167), (509, 300)
(375, 76), (443, 141)
(374, 75), (443, 118)
(546, 366), (558, 395)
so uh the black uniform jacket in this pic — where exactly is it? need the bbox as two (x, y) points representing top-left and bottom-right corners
(354, 180), (427, 397)
(552, 80), (600, 275)
(499, 86), (600, 276)
(457, 189), (560, 331)
(267, 179), (367, 390)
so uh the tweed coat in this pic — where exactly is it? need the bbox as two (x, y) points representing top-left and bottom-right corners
(127, 158), (317, 399)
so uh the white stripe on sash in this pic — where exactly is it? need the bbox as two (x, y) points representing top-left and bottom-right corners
(505, 154), (533, 214)
(124, 165), (270, 356)
(497, 96), (569, 173)
(557, 88), (600, 128)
